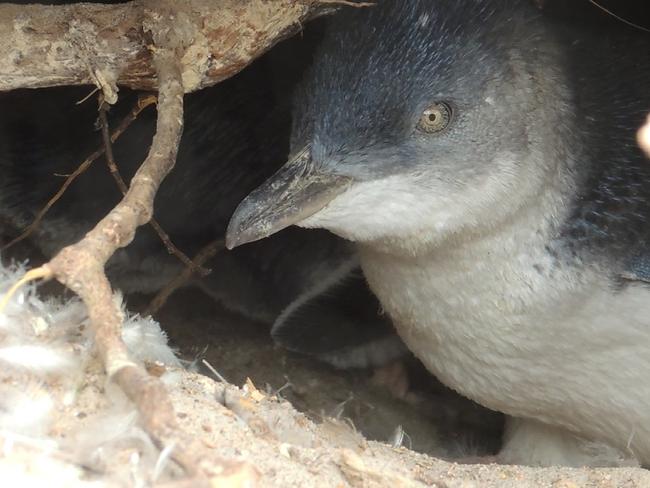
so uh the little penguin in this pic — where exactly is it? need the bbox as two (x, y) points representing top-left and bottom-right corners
(227, 0), (650, 466)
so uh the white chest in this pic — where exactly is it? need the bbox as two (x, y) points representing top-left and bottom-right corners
(359, 239), (650, 460)
(360, 241), (574, 395)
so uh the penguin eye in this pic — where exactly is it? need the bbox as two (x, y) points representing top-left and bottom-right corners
(417, 102), (453, 134)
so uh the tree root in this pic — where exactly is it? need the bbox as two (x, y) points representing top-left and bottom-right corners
(3, 50), (257, 485)
(1, 93), (156, 252)
(146, 238), (224, 316)
(98, 99), (210, 277)
(0, 0), (365, 93)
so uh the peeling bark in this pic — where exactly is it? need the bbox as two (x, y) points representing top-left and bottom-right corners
(0, 0), (342, 95)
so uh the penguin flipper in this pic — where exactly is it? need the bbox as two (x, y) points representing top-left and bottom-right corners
(272, 266), (407, 369)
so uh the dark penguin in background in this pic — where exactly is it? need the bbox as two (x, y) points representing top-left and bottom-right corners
(0, 28), (402, 370)
(228, 0), (650, 466)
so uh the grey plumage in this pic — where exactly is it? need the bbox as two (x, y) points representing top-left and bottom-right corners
(228, 0), (650, 466)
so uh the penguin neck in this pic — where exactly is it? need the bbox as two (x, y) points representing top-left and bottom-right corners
(358, 183), (571, 276)
(358, 145), (580, 270)
(355, 165), (592, 351)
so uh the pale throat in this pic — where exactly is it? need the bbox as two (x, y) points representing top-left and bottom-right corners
(355, 174), (582, 331)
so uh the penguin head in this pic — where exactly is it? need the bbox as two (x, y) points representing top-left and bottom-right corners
(227, 0), (569, 252)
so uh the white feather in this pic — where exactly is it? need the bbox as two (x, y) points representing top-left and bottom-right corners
(0, 345), (77, 374)
(0, 385), (53, 436)
(0, 258), (182, 483)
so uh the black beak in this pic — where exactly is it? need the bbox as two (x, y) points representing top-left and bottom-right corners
(226, 146), (352, 249)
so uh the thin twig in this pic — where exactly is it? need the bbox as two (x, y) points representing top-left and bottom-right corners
(145, 238), (224, 316)
(0, 267), (53, 313)
(2, 94), (156, 252)
(76, 87), (100, 105)
(149, 219), (210, 276)
(98, 100), (209, 276)
(98, 100), (129, 194)
(587, 0), (650, 33)
(43, 50), (254, 483)
(201, 359), (228, 384)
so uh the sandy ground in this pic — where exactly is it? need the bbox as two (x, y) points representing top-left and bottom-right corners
(159, 371), (650, 488)
(147, 288), (504, 460)
(34, 358), (650, 488)
(125, 288), (650, 487)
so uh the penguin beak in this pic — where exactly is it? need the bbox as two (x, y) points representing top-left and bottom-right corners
(226, 146), (352, 249)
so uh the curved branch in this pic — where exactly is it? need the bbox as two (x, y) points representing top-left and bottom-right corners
(0, 0), (354, 94)
(40, 48), (250, 483)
